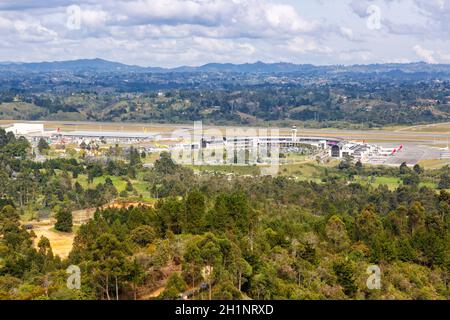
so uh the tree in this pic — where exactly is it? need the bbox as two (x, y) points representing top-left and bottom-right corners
(387, 206), (408, 236)
(0, 206), (37, 278)
(125, 181), (134, 192)
(37, 236), (55, 273)
(128, 147), (141, 166)
(408, 202), (425, 236)
(355, 205), (383, 242)
(0, 205), (20, 227)
(87, 164), (103, 184)
(212, 191), (253, 236)
(183, 233), (227, 300)
(438, 173), (450, 189)
(54, 209), (73, 232)
(402, 173), (419, 186)
(160, 273), (187, 300)
(233, 255), (252, 292)
(92, 233), (130, 300)
(213, 281), (242, 300)
(325, 215), (350, 251)
(1, 134), (30, 158)
(184, 189), (205, 234)
(105, 177), (113, 186)
(399, 162), (410, 175)
(154, 152), (178, 175)
(333, 260), (357, 297)
(413, 164), (424, 175)
(129, 225), (156, 246)
(338, 157), (352, 170)
(127, 259), (145, 300)
(119, 190), (128, 198)
(155, 197), (185, 235)
(37, 138), (50, 154)
(37, 236), (52, 256)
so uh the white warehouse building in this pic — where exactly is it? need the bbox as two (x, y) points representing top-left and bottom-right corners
(5, 123), (45, 136)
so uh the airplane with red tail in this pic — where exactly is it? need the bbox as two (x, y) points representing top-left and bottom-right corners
(390, 144), (403, 156)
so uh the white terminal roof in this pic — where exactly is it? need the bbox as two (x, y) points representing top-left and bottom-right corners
(5, 123), (44, 133)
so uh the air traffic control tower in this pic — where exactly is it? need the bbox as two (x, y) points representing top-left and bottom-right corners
(291, 126), (298, 141)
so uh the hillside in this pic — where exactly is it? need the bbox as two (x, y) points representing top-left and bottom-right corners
(2, 59), (450, 75)
(0, 60), (449, 127)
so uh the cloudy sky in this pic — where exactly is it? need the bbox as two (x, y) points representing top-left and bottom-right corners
(0, 0), (449, 67)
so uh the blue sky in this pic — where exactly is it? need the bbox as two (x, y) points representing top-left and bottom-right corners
(0, 0), (449, 67)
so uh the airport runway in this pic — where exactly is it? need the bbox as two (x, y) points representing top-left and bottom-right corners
(368, 143), (447, 165)
(2, 120), (450, 144)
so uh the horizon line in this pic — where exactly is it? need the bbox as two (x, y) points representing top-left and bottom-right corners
(0, 58), (442, 69)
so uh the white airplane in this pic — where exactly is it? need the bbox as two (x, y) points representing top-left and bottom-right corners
(379, 145), (404, 156)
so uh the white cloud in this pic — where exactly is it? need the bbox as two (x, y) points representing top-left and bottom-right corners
(0, 0), (448, 66)
(349, 0), (374, 18)
(338, 50), (374, 62)
(112, 0), (232, 27)
(14, 20), (59, 42)
(0, 16), (13, 31)
(339, 26), (354, 40)
(264, 4), (317, 33)
(80, 8), (109, 28)
(285, 37), (332, 54)
(438, 50), (450, 62)
(413, 44), (437, 64)
(396, 0), (450, 38)
(0, 0), (74, 10)
(103, 0), (318, 39)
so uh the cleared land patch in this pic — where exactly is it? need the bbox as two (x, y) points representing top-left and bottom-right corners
(31, 221), (75, 259)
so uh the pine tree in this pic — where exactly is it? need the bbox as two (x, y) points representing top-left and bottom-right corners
(54, 209), (73, 232)
(333, 260), (357, 297)
(184, 189), (205, 234)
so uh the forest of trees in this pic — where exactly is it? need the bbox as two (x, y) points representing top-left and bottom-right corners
(0, 129), (449, 300)
(1, 72), (449, 127)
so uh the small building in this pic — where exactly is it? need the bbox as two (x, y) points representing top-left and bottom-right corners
(330, 143), (343, 158)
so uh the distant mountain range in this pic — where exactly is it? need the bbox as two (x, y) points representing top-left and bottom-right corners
(1, 58), (450, 74)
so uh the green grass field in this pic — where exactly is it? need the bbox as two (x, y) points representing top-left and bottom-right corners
(404, 123), (450, 133)
(354, 175), (437, 190)
(279, 162), (321, 178)
(190, 164), (261, 175)
(354, 176), (401, 190)
(142, 152), (162, 164)
(73, 174), (154, 201)
(191, 159), (339, 177)
(418, 159), (450, 169)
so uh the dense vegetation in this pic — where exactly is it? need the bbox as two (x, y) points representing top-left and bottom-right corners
(0, 129), (449, 300)
(1, 61), (450, 127)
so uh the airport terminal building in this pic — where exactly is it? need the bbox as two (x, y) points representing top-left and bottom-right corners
(3, 122), (385, 163)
